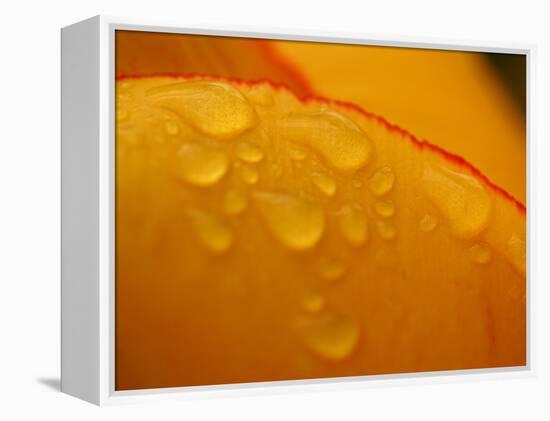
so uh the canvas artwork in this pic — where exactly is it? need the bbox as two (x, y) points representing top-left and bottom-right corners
(114, 30), (526, 391)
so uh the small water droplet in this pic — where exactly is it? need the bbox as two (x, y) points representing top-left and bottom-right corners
(302, 291), (326, 313)
(147, 80), (257, 139)
(223, 189), (247, 215)
(337, 202), (368, 246)
(297, 311), (360, 360)
(469, 243), (492, 264)
(311, 172), (337, 197)
(234, 142), (264, 163)
(422, 161), (492, 239)
(374, 200), (395, 218)
(318, 257), (346, 281)
(376, 221), (397, 240)
(187, 208), (233, 253)
(369, 166), (395, 196)
(164, 120), (180, 135)
(278, 110), (373, 174)
(253, 191), (325, 251)
(175, 143), (229, 186)
(419, 214), (438, 232)
(239, 165), (260, 185)
(505, 234), (526, 275)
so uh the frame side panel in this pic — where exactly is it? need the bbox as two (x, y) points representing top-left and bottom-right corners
(61, 16), (100, 405)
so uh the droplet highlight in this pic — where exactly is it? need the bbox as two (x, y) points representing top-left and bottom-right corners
(164, 120), (180, 135)
(297, 311), (360, 360)
(187, 209), (233, 253)
(337, 202), (368, 246)
(374, 200), (395, 218)
(175, 143), (229, 186)
(253, 191), (325, 251)
(234, 142), (264, 163)
(369, 166), (395, 196)
(278, 110), (373, 174)
(147, 80), (257, 139)
(422, 161), (492, 239)
(311, 172), (337, 197)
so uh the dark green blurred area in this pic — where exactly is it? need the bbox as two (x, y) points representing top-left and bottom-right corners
(486, 53), (526, 117)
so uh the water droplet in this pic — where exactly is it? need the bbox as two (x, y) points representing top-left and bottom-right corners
(374, 200), (395, 218)
(234, 142), (264, 163)
(376, 221), (397, 240)
(253, 191), (325, 251)
(278, 110), (373, 174)
(505, 234), (526, 275)
(297, 311), (360, 360)
(164, 120), (179, 135)
(419, 214), (438, 232)
(187, 208), (233, 253)
(422, 161), (492, 239)
(337, 202), (368, 246)
(302, 291), (326, 313)
(469, 243), (492, 264)
(369, 166), (395, 196)
(175, 143), (229, 186)
(223, 189), (247, 215)
(318, 257), (346, 281)
(246, 84), (274, 106)
(147, 80), (257, 139)
(311, 172), (337, 197)
(239, 165), (260, 185)
(289, 145), (308, 161)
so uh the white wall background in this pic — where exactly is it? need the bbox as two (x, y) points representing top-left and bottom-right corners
(0, 0), (548, 419)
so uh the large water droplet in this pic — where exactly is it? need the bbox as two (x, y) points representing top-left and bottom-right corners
(422, 161), (492, 239)
(297, 311), (360, 360)
(147, 80), (257, 139)
(235, 141), (264, 163)
(469, 243), (492, 264)
(253, 191), (325, 251)
(311, 172), (337, 197)
(187, 208), (233, 253)
(175, 143), (229, 186)
(278, 110), (373, 174)
(337, 202), (368, 246)
(369, 166), (395, 196)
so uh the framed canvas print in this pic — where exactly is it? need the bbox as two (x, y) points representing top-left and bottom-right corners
(61, 15), (532, 405)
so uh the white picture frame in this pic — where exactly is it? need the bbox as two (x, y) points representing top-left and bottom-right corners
(61, 15), (534, 406)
